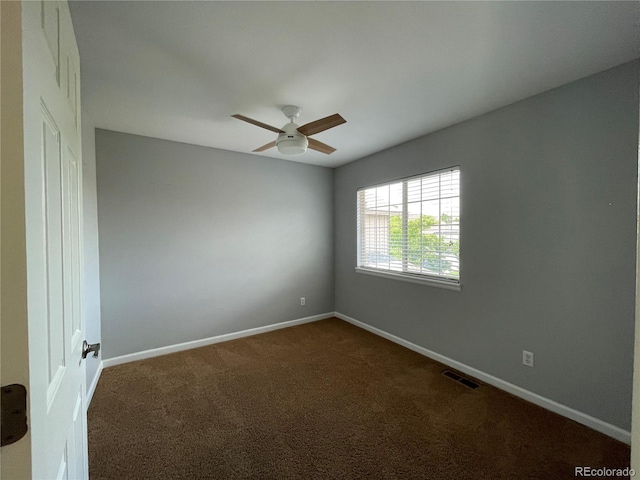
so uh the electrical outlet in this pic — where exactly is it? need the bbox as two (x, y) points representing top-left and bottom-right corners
(523, 350), (534, 367)
(300, 297), (306, 306)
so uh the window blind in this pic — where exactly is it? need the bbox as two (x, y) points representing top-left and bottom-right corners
(357, 167), (460, 283)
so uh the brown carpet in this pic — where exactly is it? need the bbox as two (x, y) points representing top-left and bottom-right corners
(88, 318), (630, 479)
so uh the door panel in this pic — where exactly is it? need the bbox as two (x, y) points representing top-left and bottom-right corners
(70, 390), (87, 479)
(56, 445), (69, 480)
(41, 104), (64, 386)
(22, 1), (88, 478)
(66, 147), (83, 350)
(42, 103), (67, 407)
(41, 0), (61, 85)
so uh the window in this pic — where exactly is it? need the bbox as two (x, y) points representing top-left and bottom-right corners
(356, 167), (460, 289)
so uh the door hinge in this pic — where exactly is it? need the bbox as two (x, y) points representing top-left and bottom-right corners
(1, 384), (28, 447)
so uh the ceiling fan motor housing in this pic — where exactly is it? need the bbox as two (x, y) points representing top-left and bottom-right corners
(276, 123), (308, 155)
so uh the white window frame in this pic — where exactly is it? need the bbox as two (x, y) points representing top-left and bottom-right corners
(356, 167), (461, 291)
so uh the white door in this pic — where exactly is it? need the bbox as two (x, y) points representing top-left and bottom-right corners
(21, 0), (88, 478)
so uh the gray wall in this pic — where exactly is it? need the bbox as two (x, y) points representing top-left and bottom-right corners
(96, 130), (334, 359)
(334, 60), (639, 430)
(81, 111), (102, 391)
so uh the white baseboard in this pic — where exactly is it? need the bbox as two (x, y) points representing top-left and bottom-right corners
(86, 360), (103, 409)
(102, 312), (334, 369)
(335, 311), (631, 445)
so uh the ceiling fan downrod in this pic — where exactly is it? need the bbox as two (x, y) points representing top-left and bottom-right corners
(282, 105), (302, 123)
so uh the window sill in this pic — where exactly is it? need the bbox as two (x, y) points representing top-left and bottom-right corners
(355, 267), (461, 291)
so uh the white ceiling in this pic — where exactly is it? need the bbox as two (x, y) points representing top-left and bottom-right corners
(69, 1), (639, 168)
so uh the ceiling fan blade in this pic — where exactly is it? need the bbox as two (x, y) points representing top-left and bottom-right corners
(308, 138), (336, 155)
(232, 114), (284, 134)
(253, 141), (276, 152)
(297, 114), (346, 136)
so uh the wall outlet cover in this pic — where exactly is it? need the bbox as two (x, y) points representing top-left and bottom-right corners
(523, 350), (534, 367)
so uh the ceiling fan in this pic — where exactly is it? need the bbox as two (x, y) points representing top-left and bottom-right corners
(232, 105), (346, 156)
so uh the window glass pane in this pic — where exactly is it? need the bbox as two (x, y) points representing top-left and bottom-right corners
(421, 175), (440, 200)
(375, 185), (390, 207)
(364, 188), (376, 209)
(389, 182), (403, 205)
(357, 167), (460, 283)
(440, 196), (459, 225)
(440, 170), (459, 198)
(407, 200), (421, 217)
(420, 199), (439, 219)
(407, 179), (421, 203)
(389, 207), (403, 264)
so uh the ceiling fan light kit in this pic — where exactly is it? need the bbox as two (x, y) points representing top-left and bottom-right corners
(276, 123), (309, 156)
(232, 105), (346, 156)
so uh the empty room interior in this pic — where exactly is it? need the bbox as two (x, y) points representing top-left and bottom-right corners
(64, 1), (639, 478)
